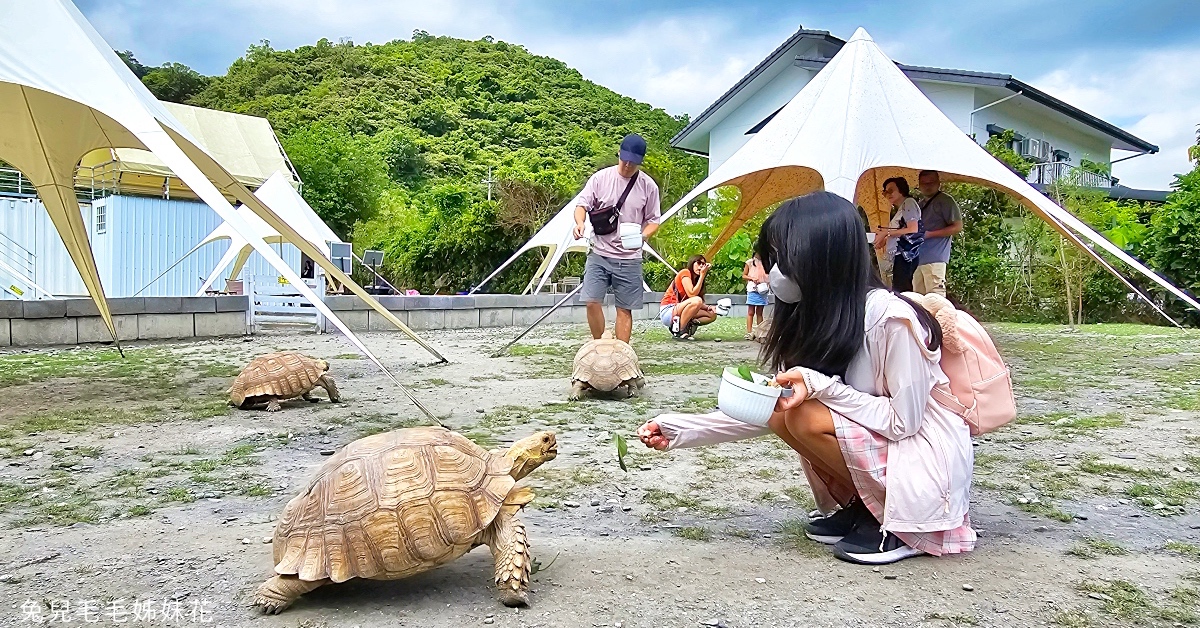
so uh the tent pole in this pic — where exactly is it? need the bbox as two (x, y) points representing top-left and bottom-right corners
(491, 283), (584, 358)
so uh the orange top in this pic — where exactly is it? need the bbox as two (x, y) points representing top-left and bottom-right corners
(660, 270), (692, 307)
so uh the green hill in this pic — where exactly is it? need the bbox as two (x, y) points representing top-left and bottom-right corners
(170, 32), (708, 293)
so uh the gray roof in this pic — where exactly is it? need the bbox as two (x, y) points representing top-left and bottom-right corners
(671, 30), (1158, 155)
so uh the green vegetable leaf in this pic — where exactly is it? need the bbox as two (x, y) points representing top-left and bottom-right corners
(737, 365), (754, 382)
(613, 432), (629, 472)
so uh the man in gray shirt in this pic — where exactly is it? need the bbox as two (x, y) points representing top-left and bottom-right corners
(915, 170), (963, 296)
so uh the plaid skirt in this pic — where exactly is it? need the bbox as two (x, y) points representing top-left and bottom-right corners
(804, 413), (976, 557)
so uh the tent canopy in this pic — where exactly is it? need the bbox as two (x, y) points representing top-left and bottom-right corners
(0, 0), (444, 417)
(136, 170), (345, 296)
(470, 196), (673, 295)
(77, 101), (299, 200)
(659, 28), (1200, 315)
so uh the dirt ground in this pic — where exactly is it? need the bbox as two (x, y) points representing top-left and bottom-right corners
(2, 317), (1199, 628)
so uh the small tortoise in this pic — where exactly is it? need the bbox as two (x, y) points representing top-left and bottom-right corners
(228, 352), (339, 412)
(569, 331), (645, 400)
(253, 427), (557, 613)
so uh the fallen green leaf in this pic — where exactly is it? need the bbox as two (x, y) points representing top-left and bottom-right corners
(613, 432), (629, 472)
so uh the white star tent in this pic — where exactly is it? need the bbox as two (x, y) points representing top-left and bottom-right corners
(0, 0), (443, 416)
(135, 171), (345, 296)
(469, 197), (675, 295)
(660, 28), (1200, 318)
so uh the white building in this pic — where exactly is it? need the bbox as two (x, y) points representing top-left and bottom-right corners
(670, 27), (1162, 201)
(0, 102), (310, 299)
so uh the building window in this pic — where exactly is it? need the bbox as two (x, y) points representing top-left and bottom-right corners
(95, 204), (106, 234)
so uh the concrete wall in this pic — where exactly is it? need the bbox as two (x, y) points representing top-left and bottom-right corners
(0, 296), (248, 347)
(322, 293), (760, 333)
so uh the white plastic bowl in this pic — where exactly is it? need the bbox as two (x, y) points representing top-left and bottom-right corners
(717, 367), (792, 426)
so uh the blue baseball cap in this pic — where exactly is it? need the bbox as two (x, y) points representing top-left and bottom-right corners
(618, 133), (647, 165)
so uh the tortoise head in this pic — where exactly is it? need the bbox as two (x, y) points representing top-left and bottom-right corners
(504, 430), (557, 480)
(315, 358), (330, 372)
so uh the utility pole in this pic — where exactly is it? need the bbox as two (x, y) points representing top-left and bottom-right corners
(481, 166), (495, 201)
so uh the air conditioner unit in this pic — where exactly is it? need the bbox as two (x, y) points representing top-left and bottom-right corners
(1019, 138), (1049, 162)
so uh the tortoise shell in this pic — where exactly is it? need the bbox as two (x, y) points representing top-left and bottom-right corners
(571, 336), (643, 391)
(271, 427), (515, 583)
(229, 352), (327, 407)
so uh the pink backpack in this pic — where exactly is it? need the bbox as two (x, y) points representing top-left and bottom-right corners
(906, 293), (1016, 436)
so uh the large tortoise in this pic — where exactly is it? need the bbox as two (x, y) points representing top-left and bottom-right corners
(228, 352), (339, 412)
(569, 331), (645, 400)
(253, 427), (558, 613)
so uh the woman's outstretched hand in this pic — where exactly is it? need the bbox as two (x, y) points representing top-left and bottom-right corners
(773, 370), (811, 412)
(637, 421), (669, 450)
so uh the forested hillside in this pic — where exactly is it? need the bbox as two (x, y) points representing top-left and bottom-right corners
(154, 33), (708, 293)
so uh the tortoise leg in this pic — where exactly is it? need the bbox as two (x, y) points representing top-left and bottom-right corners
(302, 392), (319, 403)
(623, 382), (636, 398)
(484, 510), (531, 607)
(265, 398), (282, 412)
(568, 381), (587, 401)
(253, 575), (329, 614)
(318, 375), (341, 403)
(634, 376), (647, 390)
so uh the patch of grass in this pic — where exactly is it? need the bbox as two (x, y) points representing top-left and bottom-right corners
(9, 407), (155, 434)
(465, 430), (499, 449)
(1079, 457), (1168, 480)
(128, 504), (152, 517)
(1126, 480), (1200, 513)
(698, 452), (734, 471)
(673, 526), (711, 541)
(163, 487), (194, 503)
(756, 491), (779, 502)
(782, 486), (818, 511)
(0, 347), (179, 387)
(172, 444), (202, 456)
(973, 452), (1008, 472)
(678, 395), (719, 413)
(754, 468), (779, 479)
(923, 612), (979, 626)
(1014, 499), (1075, 522)
(776, 518), (829, 558)
(198, 362), (243, 378)
(1068, 537), (1128, 559)
(1076, 580), (1149, 621)
(240, 483), (273, 497)
(1165, 541), (1200, 560)
(332, 353), (361, 360)
(1051, 610), (1092, 628)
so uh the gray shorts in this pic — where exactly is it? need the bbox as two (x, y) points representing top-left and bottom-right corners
(581, 253), (643, 311)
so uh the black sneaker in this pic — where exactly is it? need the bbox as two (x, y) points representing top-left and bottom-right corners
(832, 517), (925, 565)
(804, 497), (869, 544)
(685, 320), (700, 338)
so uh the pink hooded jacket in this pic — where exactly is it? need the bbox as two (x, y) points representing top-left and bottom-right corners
(653, 290), (974, 535)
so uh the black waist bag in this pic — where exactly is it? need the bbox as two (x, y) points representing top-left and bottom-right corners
(587, 172), (639, 236)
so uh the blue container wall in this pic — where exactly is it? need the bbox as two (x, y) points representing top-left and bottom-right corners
(0, 194), (301, 298)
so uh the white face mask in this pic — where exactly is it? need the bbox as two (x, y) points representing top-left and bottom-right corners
(768, 264), (801, 303)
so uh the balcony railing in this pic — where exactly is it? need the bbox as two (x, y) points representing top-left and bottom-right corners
(0, 164), (124, 203)
(1027, 161), (1114, 189)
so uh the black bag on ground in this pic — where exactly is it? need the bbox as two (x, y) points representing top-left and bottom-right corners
(587, 172), (639, 236)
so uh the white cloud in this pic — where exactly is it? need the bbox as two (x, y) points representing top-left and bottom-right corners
(1033, 47), (1200, 190)
(534, 16), (784, 116)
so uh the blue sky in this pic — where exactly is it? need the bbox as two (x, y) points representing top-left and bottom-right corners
(76, 0), (1200, 190)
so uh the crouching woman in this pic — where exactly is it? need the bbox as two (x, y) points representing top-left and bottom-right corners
(637, 192), (975, 565)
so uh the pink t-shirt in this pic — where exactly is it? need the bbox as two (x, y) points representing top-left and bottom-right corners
(576, 166), (661, 260)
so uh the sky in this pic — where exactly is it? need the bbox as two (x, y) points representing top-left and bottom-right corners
(75, 0), (1200, 190)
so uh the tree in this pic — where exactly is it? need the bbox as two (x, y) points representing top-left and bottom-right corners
(1150, 167), (1200, 296)
(116, 50), (148, 78)
(282, 123), (388, 240)
(140, 62), (210, 103)
(1189, 124), (1200, 164)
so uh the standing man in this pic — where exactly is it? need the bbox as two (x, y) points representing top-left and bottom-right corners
(573, 134), (661, 343)
(914, 170), (963, 296)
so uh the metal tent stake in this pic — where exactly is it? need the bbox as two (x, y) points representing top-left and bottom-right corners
(491, 283), (584, 358)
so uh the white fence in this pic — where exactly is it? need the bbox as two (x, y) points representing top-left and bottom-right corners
(244, 273), (324, 334)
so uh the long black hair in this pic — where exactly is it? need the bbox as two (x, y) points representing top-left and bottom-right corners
(683, 254), (707, 297)
(756, 192), (941, 378)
